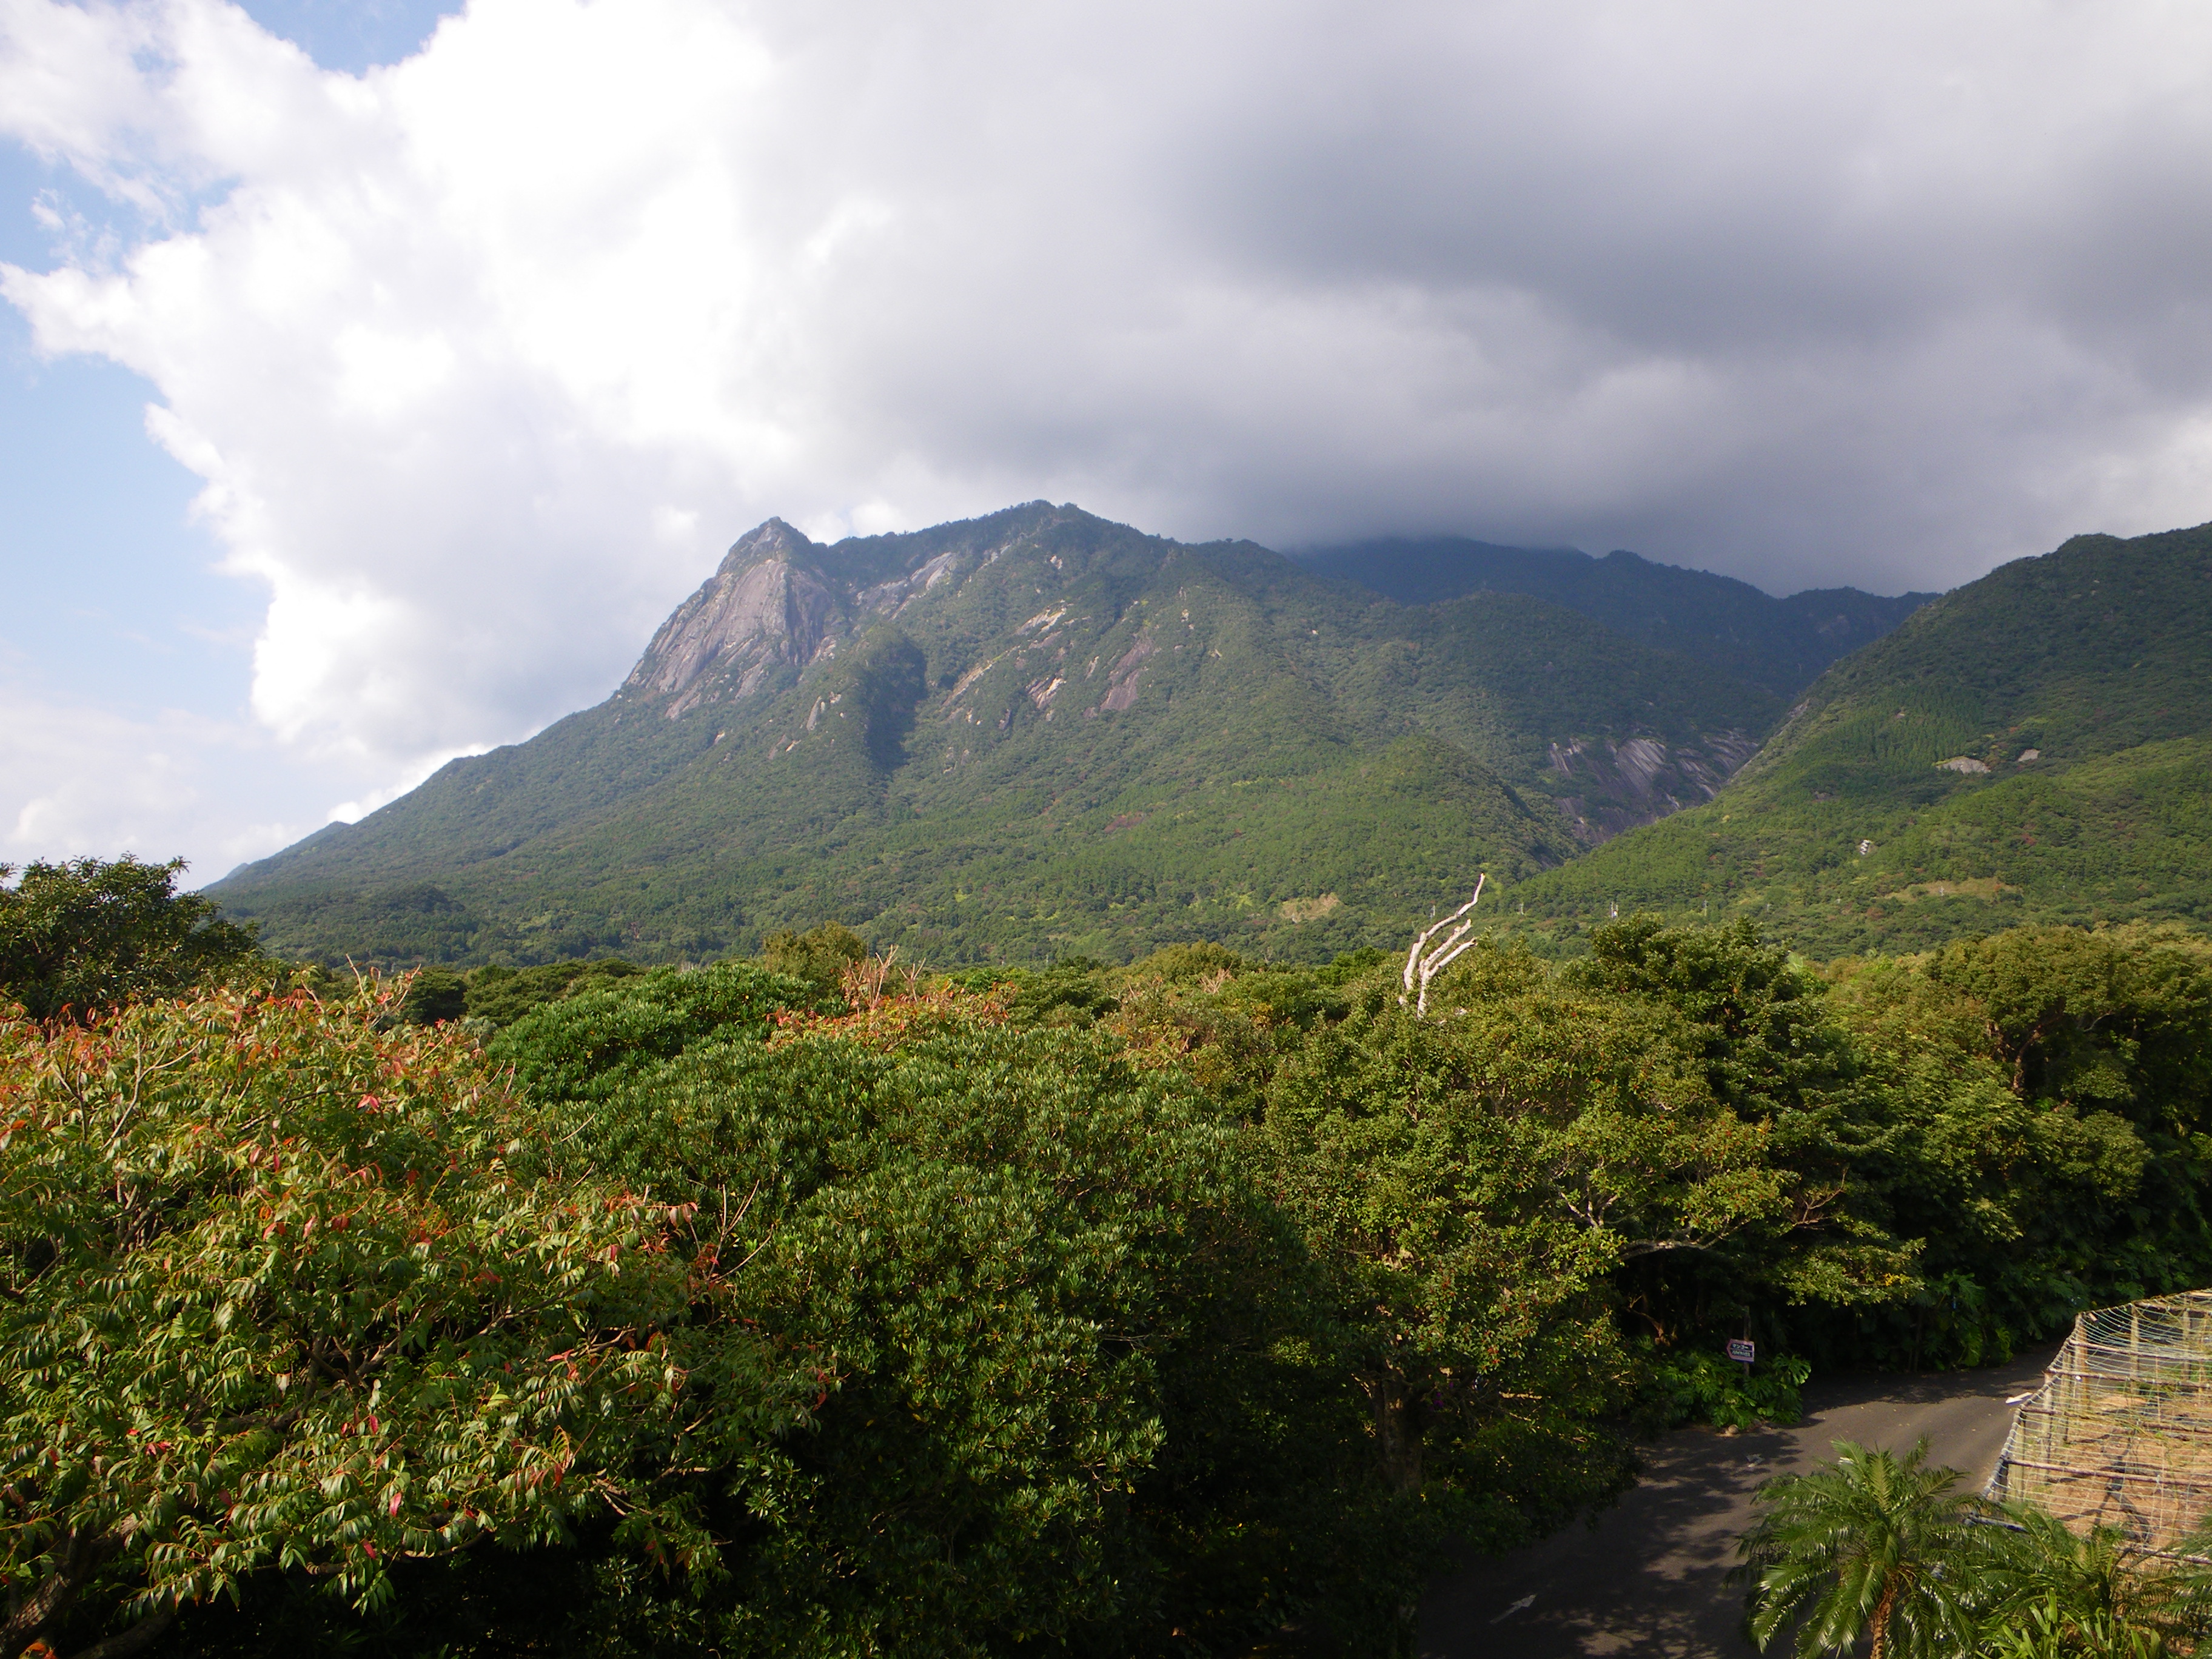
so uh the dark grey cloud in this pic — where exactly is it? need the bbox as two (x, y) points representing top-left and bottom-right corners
(709, 2), (2212, 594)
(5, 0), (2212, 870)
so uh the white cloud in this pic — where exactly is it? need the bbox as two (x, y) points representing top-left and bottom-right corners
(4, 0), (2212, 868)
(0, 688), (304, 877)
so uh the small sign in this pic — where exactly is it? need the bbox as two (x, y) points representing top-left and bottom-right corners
(1727, 1339), (1757, 1364)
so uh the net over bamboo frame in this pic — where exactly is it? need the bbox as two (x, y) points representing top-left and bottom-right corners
(1987, 1291), (2212, 1550)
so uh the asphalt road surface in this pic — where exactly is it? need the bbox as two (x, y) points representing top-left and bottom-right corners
(1418, 1341), (2064, 1658)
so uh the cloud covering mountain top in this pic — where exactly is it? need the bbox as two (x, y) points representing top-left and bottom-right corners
(4, 0), (2212, 870)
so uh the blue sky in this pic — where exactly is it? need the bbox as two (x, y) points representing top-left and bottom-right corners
(2, 0), (463, 706)
(0, 0), (462, 877)
(0, 144), (243, 723)
(4, 1), (2212, 885)
(231, 0), (458, 75)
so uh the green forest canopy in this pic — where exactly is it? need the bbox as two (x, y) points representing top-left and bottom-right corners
(9, 859), (2212, 1655)
(206, 504), (1788, 970)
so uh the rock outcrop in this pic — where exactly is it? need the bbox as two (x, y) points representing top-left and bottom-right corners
(624, 520), (842, 718)
(1546, 729), (1761, 845)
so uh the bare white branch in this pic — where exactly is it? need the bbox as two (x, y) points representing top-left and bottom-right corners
(1400, 874), (1486, 1016)
(1403, 879), (1484, 994)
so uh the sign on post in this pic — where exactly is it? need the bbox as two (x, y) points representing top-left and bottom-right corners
(1726, 1338), (1756, 1364)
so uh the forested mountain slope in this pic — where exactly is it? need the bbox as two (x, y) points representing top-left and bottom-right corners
(211, 504), (1780, 965)
(1506, 520), (2212, 954)
(1296, 535), (1936, 696)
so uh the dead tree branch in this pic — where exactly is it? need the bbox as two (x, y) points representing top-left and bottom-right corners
(1400, 874), (1486, 1018)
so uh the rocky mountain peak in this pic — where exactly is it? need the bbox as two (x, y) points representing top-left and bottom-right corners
(625, 517), (842, 719)
(717, 517), (816, 574)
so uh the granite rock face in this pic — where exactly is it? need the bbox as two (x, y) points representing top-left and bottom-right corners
(626, 520), (843, 718)
(1546, 729), (1763, 845)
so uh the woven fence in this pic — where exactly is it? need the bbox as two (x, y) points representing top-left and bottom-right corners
(1986, 1291), (2212, 1550)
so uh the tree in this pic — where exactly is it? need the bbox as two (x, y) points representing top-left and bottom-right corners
(1820, 931), (2212, 1367)
(1923, 928), (2212, 1109)
(756, 922), (868, 1000)
(395, 967), (468, 1025)
(484, 959), (823, 1102)
(0, 857), (260, 1021)
(1258, 973), (1734, 1525)
(0, 979), (809, 1659)
(1737, 1439), (1986, 1659)
(1564, 914), (1851, 1118)
(1556, 917), (1927, 1357)
(457, 957), (640, 1028)
(533, 982), (1338, 1655)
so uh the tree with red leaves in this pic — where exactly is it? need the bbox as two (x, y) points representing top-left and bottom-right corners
(0, 979), (815, 1659)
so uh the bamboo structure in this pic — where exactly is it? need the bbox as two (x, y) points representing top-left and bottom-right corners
(1986, 1292), (2212, 1550)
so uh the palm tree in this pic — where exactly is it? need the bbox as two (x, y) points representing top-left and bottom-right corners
(1976, 1504), (2212, 1657)
(1735, 1438), (1990, 1659)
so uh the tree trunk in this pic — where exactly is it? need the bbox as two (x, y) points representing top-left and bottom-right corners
(1869, 1576), (1897, 1659)
(67, 1601), (178, 1659)
(1367, 1374), (1423, 1497)
(1363, 1375), (1426, 1657)
(2, 1529), (119, 1658)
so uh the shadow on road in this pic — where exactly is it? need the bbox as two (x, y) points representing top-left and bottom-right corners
(1418, 1341), (2062, 1658)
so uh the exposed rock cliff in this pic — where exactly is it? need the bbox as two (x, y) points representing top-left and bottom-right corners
(1546, 729), (1762, 845)
(624, 520), (843, 718)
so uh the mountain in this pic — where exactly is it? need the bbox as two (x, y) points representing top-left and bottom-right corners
(212, 504), (1780, 967)
(1293, 537), (1937, 697)
(1502, 520), (2212, 954)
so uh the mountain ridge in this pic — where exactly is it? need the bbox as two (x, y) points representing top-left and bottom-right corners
(1502, 519), (2212, 953)
(213, 503), (1783, 966)
(1293, 535), (1937, 697)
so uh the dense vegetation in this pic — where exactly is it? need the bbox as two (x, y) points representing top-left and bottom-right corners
(1295, 534), (1932, 698)
(1740, 1439), (2212, 1657)
(205, 511), (2212, 976)
(208, 504), (1782, 969)
(0, 855), (260, 1021)
(1511, 520), (2212, 954)
(11, 860), (2212, 1655)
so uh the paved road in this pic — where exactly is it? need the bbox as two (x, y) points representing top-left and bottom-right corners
(1418, 1341), (2063, 1658)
